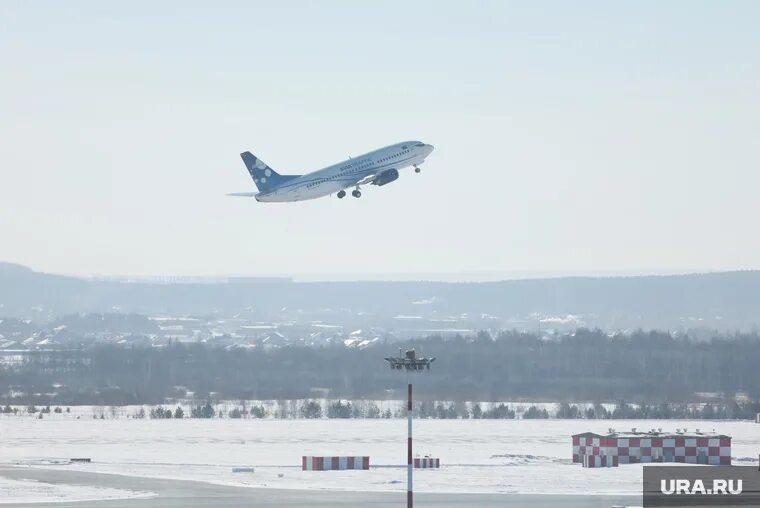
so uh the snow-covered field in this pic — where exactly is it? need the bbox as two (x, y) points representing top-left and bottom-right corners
(2, 418), (758, 496)
(0, 476), (155, 505)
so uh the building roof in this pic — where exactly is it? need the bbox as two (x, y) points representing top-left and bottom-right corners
(572, 428), (730, 439)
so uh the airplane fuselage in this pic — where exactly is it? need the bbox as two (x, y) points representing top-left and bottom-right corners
(254, 141), (433, 202)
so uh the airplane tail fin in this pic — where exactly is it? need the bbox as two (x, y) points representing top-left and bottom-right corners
(240, 152), (299, 193)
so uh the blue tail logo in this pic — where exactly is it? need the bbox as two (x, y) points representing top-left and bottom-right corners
(240, 152), (299, 192)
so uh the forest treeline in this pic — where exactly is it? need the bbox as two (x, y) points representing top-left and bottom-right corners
(3, 329), (760, 406)
(6, 400), (760, 421)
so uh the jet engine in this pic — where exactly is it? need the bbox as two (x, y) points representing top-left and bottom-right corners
(372, 168), (399, 186)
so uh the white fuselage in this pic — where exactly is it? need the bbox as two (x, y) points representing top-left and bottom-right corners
(255, 141), (434, 202)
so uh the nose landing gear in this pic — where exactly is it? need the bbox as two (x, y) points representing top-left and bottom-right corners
(414, 165), (421, 173)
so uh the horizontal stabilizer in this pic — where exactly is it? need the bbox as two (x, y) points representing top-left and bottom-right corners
(226, 192), (257, 197)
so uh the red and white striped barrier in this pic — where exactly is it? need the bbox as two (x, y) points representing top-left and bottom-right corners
(302, 456), (369, 471)
(414, 458), (440, 468)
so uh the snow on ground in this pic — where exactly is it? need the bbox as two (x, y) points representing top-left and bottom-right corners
(1, 418), (758, 495)
(0, 476), (155, 504)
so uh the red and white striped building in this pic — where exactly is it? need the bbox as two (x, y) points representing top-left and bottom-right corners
(302, 456), (370, 471)
(413, 457), (440, 468)
(582, 455), (618, 468)
(572, 430), (731, 466)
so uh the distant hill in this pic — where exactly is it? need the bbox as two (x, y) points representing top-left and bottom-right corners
(1, 262), (759, 330)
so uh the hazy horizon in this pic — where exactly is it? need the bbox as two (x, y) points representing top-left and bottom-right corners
(0, 259), (730, 282)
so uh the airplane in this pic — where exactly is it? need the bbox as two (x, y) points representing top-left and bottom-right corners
(228, 140), (434, 202)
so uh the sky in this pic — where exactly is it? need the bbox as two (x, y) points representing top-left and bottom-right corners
(1, 1), (759, 279)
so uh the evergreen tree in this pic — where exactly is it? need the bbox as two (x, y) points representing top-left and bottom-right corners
(366, 403), (381, 419)
(301, 401), (322, 419)
(523, 406), (549, 419)
(250, 405), (267, 418)
(327, 401), (352, 418)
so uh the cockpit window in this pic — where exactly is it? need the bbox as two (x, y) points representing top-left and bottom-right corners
(415, 143), (425, 147)
(402, 145), (408, 149)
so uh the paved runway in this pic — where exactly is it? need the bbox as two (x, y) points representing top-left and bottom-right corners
(0, 467), (640, 507)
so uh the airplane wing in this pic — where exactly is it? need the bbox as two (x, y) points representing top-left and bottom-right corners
(226, 192), (257, 197)
(355, 173), (380, 186)
(353, 167), (400, 187)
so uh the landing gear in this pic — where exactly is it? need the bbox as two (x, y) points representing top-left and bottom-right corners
(414, 165), (421, 173)
(337, 190), (346, 199)
(352, 189), (362, 198)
